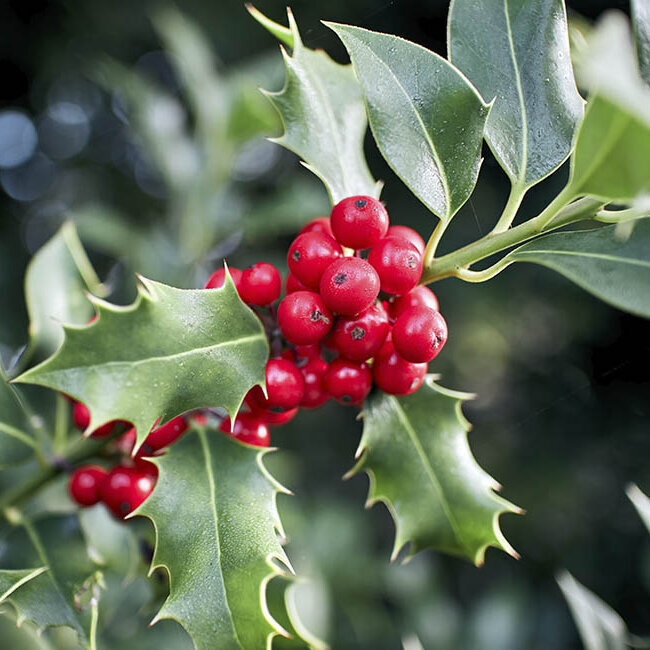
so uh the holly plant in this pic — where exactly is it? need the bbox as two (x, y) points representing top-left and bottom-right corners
(2, 0), (650, 648)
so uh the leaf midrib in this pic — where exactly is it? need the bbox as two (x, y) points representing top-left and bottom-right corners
(515, 248), (650, 268)
(0, 567), (47, 601)
(389, 395), (470, 555)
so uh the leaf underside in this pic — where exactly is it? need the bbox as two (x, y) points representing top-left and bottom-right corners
(350, 377), (520, 566)
(448, 0), (583, 192)
(509, 221), (650, 319)
(329, 22), (489, 222)
(252, 8), (380, 204)
(15, 276), (268, 454)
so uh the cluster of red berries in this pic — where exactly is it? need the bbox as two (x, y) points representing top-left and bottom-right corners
(202, 195), (448, 446)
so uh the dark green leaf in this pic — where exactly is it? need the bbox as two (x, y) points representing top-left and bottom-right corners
(252, 9), (380, 204)
(329, 23), (489, 222)
(632, 0), (650, 85)
(508, 222), (650, 318)
(23, 222), (103, 367)
(137, 427), (292, 650)
(15, 276), (268, 454)
(0, 364), (35, 468)
(448, 0), (583, 192)
(350, 378), (520, 565)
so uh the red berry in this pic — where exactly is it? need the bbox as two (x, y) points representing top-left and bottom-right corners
(387, 286), (439, 322)
(101, 466), (155, 519)
(387, 225), (425, 255)
(330, 196), (389, 249)
(319, 258), (380, 316)
(287, 232), (343, 289)
(68, 465), (107, 507)
(114, 427), (137, 456)
(247, 359), (305, 412)
(133, 457), (158, 479)
(277, 291), (333, 344)
(373, 340), (427, 395)
(329, 303), (389, 361)
(258, 407), (299, 427)
(138, 415), (188, 456)
(239, 263), (282, 305)
(323, 358), (372, 405)
(392, 307), (448, 363)
(285, 273), (309, 294)
(219, 413), (270, 447)
(368, 237), (423, 295)
(204, 266), (243, 291)
(299, 217), (334, 238)
(73, 402), (91, 430)
(300, 358), (329, 408)
(281, 344), (322, 367)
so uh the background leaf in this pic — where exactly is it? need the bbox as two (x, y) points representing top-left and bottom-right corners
(329, 23), (489, 222)
(349, 378), (520, 565)
(0, 364), (35, 468)
(508, 221), (650, 318)
(252, 8), (380, 204)
(16, 276), (268, 453)
(137, 427), (291, 650)
(448, 0), (583, 193)
(631, 0), (650, 85)
(626, 483), (650, 534)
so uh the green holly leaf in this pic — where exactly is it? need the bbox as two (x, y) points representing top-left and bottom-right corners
(448, 0), (583, 198)
(250, 7), (380, 204)
(349, 378), (520, 565)
(508, 221), (650, 319)
(632, 0), (650, 85)
(0, 364), (35, 469)
(328, 23), (489, 223)
(568, 13), (650, 202)
(22, 222), (104, 369)
(0, 514), (98, 642)
(15, 276), (268, 454)
(136, 427), (293, 650)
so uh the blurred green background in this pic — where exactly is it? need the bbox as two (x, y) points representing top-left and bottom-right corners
(1, 0), (649, 648)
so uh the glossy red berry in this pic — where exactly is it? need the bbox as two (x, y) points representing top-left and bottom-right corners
(239, 263), (282, 305)
(299, 216), (334, 238)
(133, 457), (158, 479)
(373, 340), (427, 395)
(282, 344), (322, 367)
(319, 258), (380, 316)
(285, 273), (309, 294)
(258, 407), (299, 427)
(138, 415), (188, 456)
(277, 291), (333, 344)
(368, 237), (423, 295)
(72, 402), (91, 430)
(247, 359), (305, 412)
(392, 306), (448, 363)
(387, 285), (439, 322)
(329, 303), (389, 362)
(219, 413), (270, 447)
(101, 466), (155, 519)
(323, 358), (372, 405)
(330, 196), (389, 249)
(386, 225), (425, 255)
(300, 358), (329, 409)
(287, 232), (343, 289)
(68, 465), (107, 507)
(204, 266), (243, 291)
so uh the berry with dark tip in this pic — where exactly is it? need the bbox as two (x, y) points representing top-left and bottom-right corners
(323, 358), (372, 405)
(101, 466), (155, 519)
(287, 232), (342, 289)
(219, 413), (270, 447)
(329, 303), (389, 361)
(138, 415), (188, 457)
(277, 291), (333, 344)
(372, 339), (427, 395)
(392, 306), (448, 363)
(68, 465), (107, 507)
(368, 237), (423, 295)
(386, 225), (425, 255)
(330, 196), (389, 249)
(319, 257), (380, 316)
(247, 358), (305, 412)
(239, 262), (282, 305)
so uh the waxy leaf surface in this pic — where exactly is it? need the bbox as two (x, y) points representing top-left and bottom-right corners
(0, 364), (34, 468)
(252, 8), (379, 204)
(16, 277), (268, 454)
(137, 428), (291, 650)
(329, 23), (489, 222)
(350, 378), (519, 565)
(509, 222), (650, 319)
(449, 0), (583, 191)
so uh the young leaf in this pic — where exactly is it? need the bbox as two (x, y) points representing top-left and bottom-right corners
(250, 7), (380, 204)
(632, 0), (650, 85)
(15, 276), (268, 454)
(328, 23), (489, 222)
(568, 13), (650, 202)
(448, 0), (583, 194)
(0, 364), (35, 468)
(556, 571), (628, 650)
(508, 221), (650, 319)
(349, 378), (520, 565)
(22, 221), (103, 368)
(0, 515), (97, 642)
(136, 427), (292, 650)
